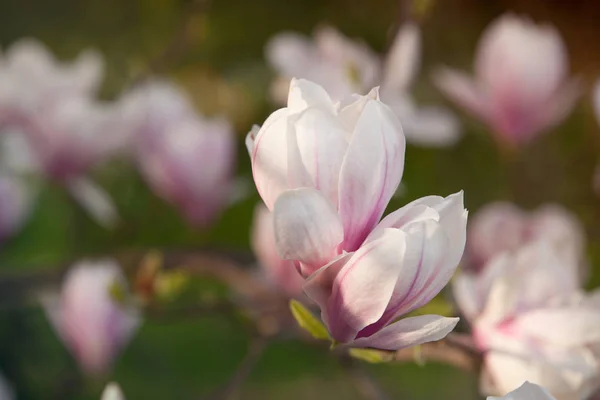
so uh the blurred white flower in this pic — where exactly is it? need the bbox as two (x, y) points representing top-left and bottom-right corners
(101, 383), (125, 400)
(0, 373), (14, 400)
(0, 172), (35, 241)
(455, 242), (600, 400)
(266, 24), (460, 147)
(464, 202), (586, 279)
(380, 23), (461, 147)
(123, 80), (236, 226)
(266, 26), (379, 102)
(488, 381), (557, 400)
(0, 38), (123, 228)
(434, 14), (579, 148)
(43, 260), (141, 376)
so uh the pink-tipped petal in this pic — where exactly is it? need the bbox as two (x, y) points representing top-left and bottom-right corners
(338, 100), (405, 251)
(351, 315), (459, 350)
(433, 67), (490, 121)
(327, 228), (407, 341)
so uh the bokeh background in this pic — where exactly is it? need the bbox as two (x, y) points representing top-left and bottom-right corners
(1, 0), (600, 398)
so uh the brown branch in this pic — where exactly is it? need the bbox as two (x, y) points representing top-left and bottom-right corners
(391, 334), (482, 373)
(205, 336), (269, 400)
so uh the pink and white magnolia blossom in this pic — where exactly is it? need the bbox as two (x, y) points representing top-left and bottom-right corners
(489, 382), (557, 400)
(247, 78), (406, 265)
(101, 383), (125, 400)
(251, 204), (304, 297)
(292, 191), (467, 349)
(266, 26), (379, 103)
(455, 243), (600, 400)
(0, 39), (125, 228)
(464, 202), (586, 278)
(434, 14), (580, 148)
(43, 260), (141, 376)
(380, 23), (461, 147)
(123, 80), (236, 226)
(249, 79), (468, 349)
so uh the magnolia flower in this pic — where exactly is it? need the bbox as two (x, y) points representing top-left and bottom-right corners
(247, 79), (405, 265)
(488, 382), (557, 400)
(456, 243), (600, 400)
(101, 383), (125, 400)
(123, 80), (236, 226)
(434, 14), (580, 148)
(266, 26), (379, 103)
(251, 204), (304, 297)
(464, 202), (586, 279)
(288, 191), (467, 349)
(0, 39), (123, 228)
(380, 23), (461, 147)
(43, 260), (141, 376)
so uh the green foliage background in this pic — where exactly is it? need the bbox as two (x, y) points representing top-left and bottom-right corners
(1, 0), (600, 398)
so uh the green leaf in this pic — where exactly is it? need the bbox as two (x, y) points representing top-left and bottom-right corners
(289, 299), (330, 340)
(348, 348), (393, 364)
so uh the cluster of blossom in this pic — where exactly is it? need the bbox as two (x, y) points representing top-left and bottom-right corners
(0, 39), (236, 239)
(3, 9), (600, 400)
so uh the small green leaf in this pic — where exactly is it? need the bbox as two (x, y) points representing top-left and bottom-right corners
(348, 348), (393, 364)
(289, 299), (330, 340)
(413, 345), (426, 367)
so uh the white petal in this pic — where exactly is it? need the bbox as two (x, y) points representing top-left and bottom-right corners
(351, 315), (459, 350)
(101, 383), (125, 400)
(382, 22), (421, 91)
(338, 100), (405, 251)
(515, 308), (600, 346)
(433, 67), (490, 121)
(286, 108), (348, 205)
(487, 381), (557, 400)
(327, 228), (407, 339)
(250, 108), (290, 209)
(287, 78), (335, 115)
(273, 188), (343, 269)
(67, 178), (118, 229)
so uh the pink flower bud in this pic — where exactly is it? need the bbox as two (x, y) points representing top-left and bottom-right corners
(248, 79), (405, 263)
(43, 260), (140, 376)
(124, 80), (236, 226)
(434, 14), (580, 148)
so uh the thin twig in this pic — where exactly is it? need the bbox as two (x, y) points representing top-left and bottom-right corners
(205, 336), (269, 400)
(340, 358), (391, 400)
(391, 334), (482, 372)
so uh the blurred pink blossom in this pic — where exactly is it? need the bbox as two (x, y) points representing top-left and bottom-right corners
(247, 79), (405, 272)
(0, 38), (125, 228)
(123, 80), (236, 226)
(454, 243), (600, 400)
(434, 14), (580, 148)
(43, 260), (140, 376)
(251, 204), (304, 297)
(464, 202), (586, 279)
(489, 382), (557, 400)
